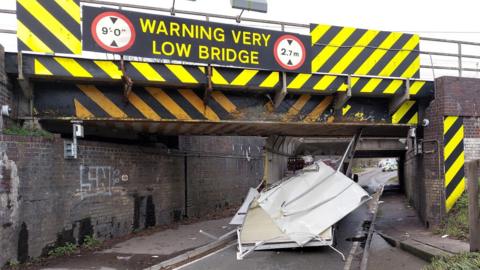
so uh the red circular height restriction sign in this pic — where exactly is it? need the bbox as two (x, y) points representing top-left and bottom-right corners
(273, 35), (306, 71)
(91, 11), (136, 53)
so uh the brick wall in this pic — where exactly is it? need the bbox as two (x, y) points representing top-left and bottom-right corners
(180, 136), (264, 217)
(404, 77), (480, 227)
(0, 135), (264, 266)
(0, 45), (14, 129)
(438, 77), (480, 117)
(437, 78), (480, 176)
(463, 117), (480, 161)
(0, 45), (8, 107)
(404, 80), (445, 227)
(404, 144), (426, 223)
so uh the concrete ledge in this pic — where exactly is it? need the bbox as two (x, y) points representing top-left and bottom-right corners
(377, 232), (453, 262)
(359, 187), (384, 270)
(377, 232), (400, 247)
(144, 229), (237, 270)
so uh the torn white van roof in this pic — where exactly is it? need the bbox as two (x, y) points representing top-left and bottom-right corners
(257, 161), (370, 246)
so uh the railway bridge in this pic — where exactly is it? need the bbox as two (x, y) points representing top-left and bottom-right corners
(0, 0), (479, 265)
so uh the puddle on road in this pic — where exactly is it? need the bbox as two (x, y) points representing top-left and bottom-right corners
(345, 220), (371, 248)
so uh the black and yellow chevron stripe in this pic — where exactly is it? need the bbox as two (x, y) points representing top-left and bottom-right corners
(205, 67), (280, 89)
(74, 89), (334, 122)
(41, 85), (247, 121)
(340, 98), (389, 122)
(282, 73), (431, 97)
(349, 78), (431, 98)
(310, 24), (420, 82)
(26, 55), (206, 85)
(34, 83), (336, 123)
(410, 80), (434, 98)
(31, 55), (122, 79)
(350, 77), (405, 96)
(273, 95), (334, 122)
(339, 99), (418, 124)
(128, 62), (206, 85)
(17, 0), (81, 55)
(286, 73), (348, 94)
(443, 116), (466, 212)
(392, 101), (418, 124)
(24, 55), (434, 97)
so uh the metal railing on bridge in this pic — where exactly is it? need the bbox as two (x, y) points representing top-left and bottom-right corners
(420, 37), (480, 78)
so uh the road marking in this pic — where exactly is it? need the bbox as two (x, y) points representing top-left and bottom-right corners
(344, 238), (360, 270)
(173, 242), (236, 270)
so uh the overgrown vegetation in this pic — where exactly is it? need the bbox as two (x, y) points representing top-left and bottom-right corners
(436, 193), (469, 240)
(46, 235), (102, 257)
(82, 235), (102, 250)
(47, 242), (78, 257)
(3, 125), (53, 138)
(423, 253), (480, 270)
(6, 260), (19, 268)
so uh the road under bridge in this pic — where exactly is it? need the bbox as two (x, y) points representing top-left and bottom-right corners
(0, 0), (479, 266)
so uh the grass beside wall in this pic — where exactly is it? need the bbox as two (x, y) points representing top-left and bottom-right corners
(423, 253), (480, 270)
(2, 125), (53, 138)
(436, 193), (469, 240)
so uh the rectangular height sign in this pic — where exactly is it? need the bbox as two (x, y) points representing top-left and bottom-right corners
(82, 6), (311, 73)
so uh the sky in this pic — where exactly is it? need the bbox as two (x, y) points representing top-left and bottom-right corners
(2, 0), (480, 78)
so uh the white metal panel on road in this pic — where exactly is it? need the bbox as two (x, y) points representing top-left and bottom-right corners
(257, 161), (370, 245)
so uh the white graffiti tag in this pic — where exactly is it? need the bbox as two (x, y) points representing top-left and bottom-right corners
(79, 165), (121, 199)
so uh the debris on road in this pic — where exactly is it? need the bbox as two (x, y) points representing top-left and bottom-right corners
(234, 160), (371, 260)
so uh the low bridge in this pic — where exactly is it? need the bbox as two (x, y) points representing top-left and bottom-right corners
(1, 1), (479, 265)
(8, 53), (433, 138)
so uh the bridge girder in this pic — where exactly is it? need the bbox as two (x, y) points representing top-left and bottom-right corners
(3, 53), (435, 138)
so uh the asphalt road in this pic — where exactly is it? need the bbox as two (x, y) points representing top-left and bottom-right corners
(176, 168), (401, 270)
(358, 168), (398, 192)
(176, 204), (369, 270)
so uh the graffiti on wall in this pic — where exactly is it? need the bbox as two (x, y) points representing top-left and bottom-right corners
(79, 165), (128, 199)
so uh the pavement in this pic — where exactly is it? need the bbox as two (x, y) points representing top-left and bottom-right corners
(368, 193), (469, 270)
(29, 218), (235, 270)
(367, 233), (427, 270)
(357, 167), (469, 269)
(374, 192), (469, 261)
(101, 218), (234, 256)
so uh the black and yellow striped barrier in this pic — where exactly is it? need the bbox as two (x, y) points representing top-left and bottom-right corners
(34, 81), (419, 125)
(286, 72), (433, 98)
(273, 95), (335, 122)
(24, 54), (434, 99)
(340, 99), (418, 124)
(310, 24), (420, 79)
(443, 116), (466, 212)
(392, 101), (418, 124)
(17, 0), (81, 55)
(205, 67), (280, 90)
(340, 100), (387, 122)
(128, 62), (206, 85)
(286, 73), (347, 94)
(409, 80), (434, 99)
(350, 77), (418, 97)
(34, 83), (337, 123)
